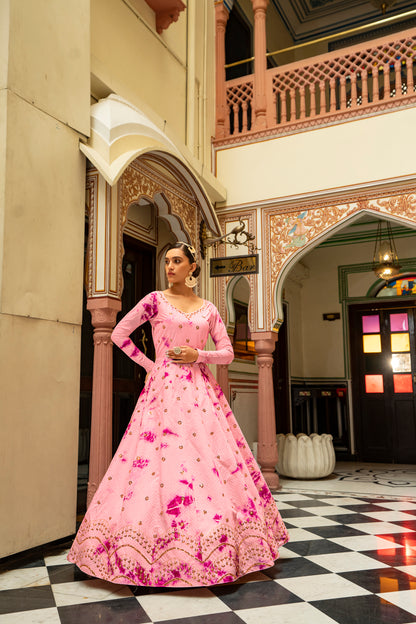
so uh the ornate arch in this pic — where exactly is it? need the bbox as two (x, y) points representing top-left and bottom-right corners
(263, 195), (416, 330)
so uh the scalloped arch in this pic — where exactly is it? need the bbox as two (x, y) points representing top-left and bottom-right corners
(81, 94), (221, 235)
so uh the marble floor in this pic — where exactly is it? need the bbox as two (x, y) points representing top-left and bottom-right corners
(1, 462), (416, 624)
(280, 462), (416, 498)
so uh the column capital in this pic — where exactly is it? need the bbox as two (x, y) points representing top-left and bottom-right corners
(215, 1), (230, 29)
(87, 296), (122, 328)
(252, 331), (278, 354)
(251, 0), (269, 12)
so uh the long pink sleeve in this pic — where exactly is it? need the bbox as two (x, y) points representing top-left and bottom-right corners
(196, 305), (234, 365)
(111, 292), (158, 373)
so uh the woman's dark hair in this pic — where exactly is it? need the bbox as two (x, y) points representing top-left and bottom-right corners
(170, 242), (201, 278)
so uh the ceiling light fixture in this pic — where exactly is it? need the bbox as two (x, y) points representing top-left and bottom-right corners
(372, 220), (401, 281)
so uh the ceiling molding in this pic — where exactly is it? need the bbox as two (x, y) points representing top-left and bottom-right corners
(271, 0), (416, 41)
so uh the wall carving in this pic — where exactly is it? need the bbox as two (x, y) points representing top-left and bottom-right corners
(86, 158), (200, 300)
(216, 209), (257, 330)
(85, 172), (98, 298)
(263, 191), (416, 329)
(117, 158), (199, 298)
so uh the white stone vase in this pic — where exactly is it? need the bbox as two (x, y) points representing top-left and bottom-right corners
(276, 433), (336, 479)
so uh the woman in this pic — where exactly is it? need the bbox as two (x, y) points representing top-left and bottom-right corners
(68, 242), (288, 587)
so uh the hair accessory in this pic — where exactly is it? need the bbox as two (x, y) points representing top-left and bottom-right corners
(177, 241), (197, 260)
(185, 272), (198, 289)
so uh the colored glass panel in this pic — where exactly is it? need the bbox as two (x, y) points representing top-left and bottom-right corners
(362, 315), (380, 333)
(365, 374), (384, 393)
(393, 374), (413, 393)
(390, 313), (409, 332)
(363, 334), (381, 353)
(391, 333), (410, 352)
(364, 354), (382, 374)
(392, 353), (412, 373)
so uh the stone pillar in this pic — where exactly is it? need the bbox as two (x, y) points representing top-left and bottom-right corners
(216, 364), (230, 401)
(215, 1), (230, 138)
(86, 296), (122, 507)
(252, 331), (279, 489)
(251, 0), (269, 130)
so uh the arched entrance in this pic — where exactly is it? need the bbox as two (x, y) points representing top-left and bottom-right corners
(271, 208), (416, 463)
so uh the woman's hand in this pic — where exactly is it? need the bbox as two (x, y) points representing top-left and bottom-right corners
(166, 346), (198, 363)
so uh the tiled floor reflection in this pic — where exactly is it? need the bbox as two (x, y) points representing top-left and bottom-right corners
(1, 472), (416, 623)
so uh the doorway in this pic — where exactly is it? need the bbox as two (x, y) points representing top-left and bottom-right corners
(273, 303), (291, 434)
(112, 236), (156, 452)
(349, 300), (416, 463)
(77, 235), (156, 514)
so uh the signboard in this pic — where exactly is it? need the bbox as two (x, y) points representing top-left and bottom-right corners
(210, 255), (259, 277)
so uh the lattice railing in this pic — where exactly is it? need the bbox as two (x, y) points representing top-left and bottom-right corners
(225, 75), (254, 135)
(221, 29), (416, 139)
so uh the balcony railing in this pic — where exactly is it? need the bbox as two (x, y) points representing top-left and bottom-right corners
(218, 29), (416, 142)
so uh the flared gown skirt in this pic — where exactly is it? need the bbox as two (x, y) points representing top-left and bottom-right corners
(68, 358), (289, 587)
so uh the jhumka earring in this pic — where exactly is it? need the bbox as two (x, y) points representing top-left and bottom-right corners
(185, 272), (198, 289)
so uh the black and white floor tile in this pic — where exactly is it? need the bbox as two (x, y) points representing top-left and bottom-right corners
(1, 471), (416, 623)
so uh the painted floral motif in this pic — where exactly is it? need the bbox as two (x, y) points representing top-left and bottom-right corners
(68, 291), (288, 586)
(132, 458), (149, 469)
(265, 195), (416, 329)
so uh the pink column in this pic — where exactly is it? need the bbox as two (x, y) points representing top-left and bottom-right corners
(86, 296), (122, 507)
(251, 0), (269, 130)
(216, 364), (230, 401)
(252, 331), (279, 489)
(215, 2), (229, 139)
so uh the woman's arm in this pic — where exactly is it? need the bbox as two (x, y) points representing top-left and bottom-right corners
(195, 306), (234, 365)
(111, 291), (157, 372)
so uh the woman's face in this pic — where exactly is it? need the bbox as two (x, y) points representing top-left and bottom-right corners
(165, 248), (196, 286)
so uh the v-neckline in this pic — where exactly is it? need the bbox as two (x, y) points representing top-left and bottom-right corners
(159, 291), (207, 317)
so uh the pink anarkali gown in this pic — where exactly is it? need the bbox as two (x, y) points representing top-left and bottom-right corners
(68, 291), (288, 586)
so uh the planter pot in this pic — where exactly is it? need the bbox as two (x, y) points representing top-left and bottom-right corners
(276, 433), (335, 479)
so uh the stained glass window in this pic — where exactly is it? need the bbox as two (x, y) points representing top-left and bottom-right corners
(392, 353), (412, 373)
(393, 374), (413, 393)
(390, 313), (409, 332)
(377, 278), (416, 298)
(363, 334), (382, 353)
(362, 315), (380, 333)
(365, 374), (384, 393)
(391, 333), (410, 353)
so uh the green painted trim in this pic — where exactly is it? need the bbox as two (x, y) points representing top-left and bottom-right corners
(338, 258), (416, 303)
(366, 270), (416, 297)
(318, 226), (416, 248)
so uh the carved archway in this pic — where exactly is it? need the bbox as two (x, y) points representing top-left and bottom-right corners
(265, 198), (416, 330)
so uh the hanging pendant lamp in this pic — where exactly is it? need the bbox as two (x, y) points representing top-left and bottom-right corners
(372, 220), (401, 281)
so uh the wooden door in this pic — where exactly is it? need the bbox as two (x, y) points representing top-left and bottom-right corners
(274, 303), (291, 434)
(349, 301), (416, 463)
(112, 236), (155, 452)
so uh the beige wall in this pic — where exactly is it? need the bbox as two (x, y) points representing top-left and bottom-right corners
(216, 107), (416, 207)
(0, 0), (89, 557)
(91, 0), (215, 168)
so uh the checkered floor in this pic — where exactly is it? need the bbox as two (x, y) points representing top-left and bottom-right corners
(1, 491), (416, 624)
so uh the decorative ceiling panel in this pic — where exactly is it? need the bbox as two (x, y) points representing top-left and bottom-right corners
(271, 0), (416, 41)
